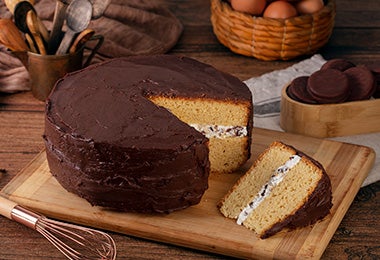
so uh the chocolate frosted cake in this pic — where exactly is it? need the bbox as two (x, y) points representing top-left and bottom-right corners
(44, 55), (253, 213)
(219, 141), (332, 238)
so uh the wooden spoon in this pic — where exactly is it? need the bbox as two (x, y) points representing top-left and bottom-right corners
(26, 10), (46, 54)
(14, 1), (33, 36)
(14, 1), (49, 45)
(56, 0), (92, 55)
(14, 1), (38, 53)
(0, 19), (29, 52)
(48, 0), (71, 54)
(25, 33), (37, 53)
(68, 28), (95, 54)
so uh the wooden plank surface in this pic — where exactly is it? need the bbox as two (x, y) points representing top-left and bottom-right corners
(1, 0), (379, 259)
(1, 128), (375, 259)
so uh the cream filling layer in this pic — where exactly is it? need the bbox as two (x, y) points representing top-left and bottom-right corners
(189, 124), (248, 139)
(237, 155), (301, 225)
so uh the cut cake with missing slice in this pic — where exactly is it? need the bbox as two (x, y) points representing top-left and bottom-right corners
(218, 141), (333, 239)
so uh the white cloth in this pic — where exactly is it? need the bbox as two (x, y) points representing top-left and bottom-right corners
(244, 54), (379, 187)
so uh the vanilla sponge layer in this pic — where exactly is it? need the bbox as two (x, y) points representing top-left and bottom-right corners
(219, 142), (323, 237)
(149, 96), (252, 173)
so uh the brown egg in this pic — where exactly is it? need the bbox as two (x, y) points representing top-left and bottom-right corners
(263, 1), (298, 19)
(296, 0), (324, 14)
(231, 0), (267, 15)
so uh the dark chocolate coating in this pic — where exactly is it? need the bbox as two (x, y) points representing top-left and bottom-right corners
(307, 69), (350, 103)
(345, 66), (376, 101)
(320, 58), (355, 72)
(44, 55), (252, 213)
(261, 144), (333, 239)
(287, 76), (317, 104)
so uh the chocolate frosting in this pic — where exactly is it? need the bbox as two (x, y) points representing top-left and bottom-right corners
(261, 145), (333, 239)
(44, 55), (251, 213)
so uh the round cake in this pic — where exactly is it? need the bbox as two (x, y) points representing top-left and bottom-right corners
(44, 55), (253, 213)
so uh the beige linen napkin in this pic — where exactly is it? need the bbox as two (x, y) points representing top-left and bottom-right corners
(244, 54), (379, 187)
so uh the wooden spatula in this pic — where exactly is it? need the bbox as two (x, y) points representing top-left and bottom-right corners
(0, 18), (29, 52)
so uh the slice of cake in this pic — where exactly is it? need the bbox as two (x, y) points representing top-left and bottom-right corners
(218, 141), (332, 238)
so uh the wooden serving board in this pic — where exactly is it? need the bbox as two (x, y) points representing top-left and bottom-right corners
(0, 128), (375, 259)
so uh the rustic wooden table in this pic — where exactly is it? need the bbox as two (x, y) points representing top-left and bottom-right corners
(0, 0), (379, 259)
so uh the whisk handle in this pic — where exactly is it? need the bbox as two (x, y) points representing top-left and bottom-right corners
(0, 195), (40, 229)
(0, 195), (18, 219)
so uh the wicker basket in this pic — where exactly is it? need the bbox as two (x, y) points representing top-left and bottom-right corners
(210, 0), (336, 61)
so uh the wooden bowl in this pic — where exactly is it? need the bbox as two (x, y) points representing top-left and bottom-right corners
(280, 85), (380, 138)
(210, 0), (336, 61)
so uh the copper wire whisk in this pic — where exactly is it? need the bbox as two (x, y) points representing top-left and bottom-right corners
(0, 196), (117, 260)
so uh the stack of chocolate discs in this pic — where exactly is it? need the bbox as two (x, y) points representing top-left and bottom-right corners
(287, 59), (379, 104)
(369, 66), (380, 98)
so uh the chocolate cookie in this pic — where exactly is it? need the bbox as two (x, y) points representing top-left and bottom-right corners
(320, 59), (355, 72)
(345, 66), (376, 101)
(307, 69), (350, 104)
(368, 66), (380, 98)
(287, 76), (317, 104)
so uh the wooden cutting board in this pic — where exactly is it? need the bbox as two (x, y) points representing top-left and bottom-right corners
(0, 128), (375, 259)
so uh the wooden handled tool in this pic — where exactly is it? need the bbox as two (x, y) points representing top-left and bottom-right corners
(48, 0), (71, 54)
(68, 28), (95, 54)
(0, 195), (117, 260)
(14, 1), (49, 46)
(0, 18), (29, 52)
(26, 10), (46, 54)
